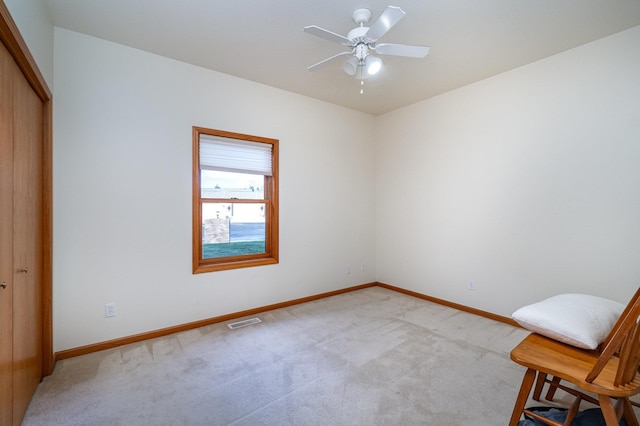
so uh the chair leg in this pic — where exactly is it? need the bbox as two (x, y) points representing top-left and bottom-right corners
(509, 368), (537, 426)
(533, 373), (547, 401)
(562, 396), (582, 426)
(545, 376), (561, 401)
(622, 398), (639, 426)
(599, 395), (621, 426)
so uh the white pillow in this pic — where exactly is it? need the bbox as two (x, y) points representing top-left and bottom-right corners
(512, 293), (625, 350)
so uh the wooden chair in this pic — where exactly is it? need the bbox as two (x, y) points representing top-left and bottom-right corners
(509, 287), (640, 426)
(532, 288), (640, 410)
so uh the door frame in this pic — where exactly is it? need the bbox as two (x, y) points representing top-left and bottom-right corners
(0, 0), (53, 375)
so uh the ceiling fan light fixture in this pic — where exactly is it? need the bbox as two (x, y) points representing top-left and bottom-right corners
(364, 55), (382, 77)
(343, 56), (359, 76)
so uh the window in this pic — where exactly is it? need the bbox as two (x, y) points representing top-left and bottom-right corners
(193, 127), (278, 273)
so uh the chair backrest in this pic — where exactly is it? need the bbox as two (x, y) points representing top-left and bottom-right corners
(586, 287), (640, 386)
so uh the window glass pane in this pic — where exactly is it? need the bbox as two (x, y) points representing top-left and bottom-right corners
(202, 202), (266, 259)
(201, 169), (264, 200)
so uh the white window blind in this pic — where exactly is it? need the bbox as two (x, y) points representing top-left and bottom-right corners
(200, 134), (272, 176)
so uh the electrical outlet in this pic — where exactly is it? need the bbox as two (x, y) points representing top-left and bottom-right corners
(468, 281), (476, 291)
(346, 265), (352, 274)
(361, 263), (366, 271)
(105, 303), (116, 318)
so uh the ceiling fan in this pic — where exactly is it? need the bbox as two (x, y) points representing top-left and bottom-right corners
(304, 6), (430, 86)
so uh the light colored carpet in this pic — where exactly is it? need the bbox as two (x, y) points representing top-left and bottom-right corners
(24, 287), (562, 425)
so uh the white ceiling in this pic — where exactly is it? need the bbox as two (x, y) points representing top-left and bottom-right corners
(45, 0), (640, 115)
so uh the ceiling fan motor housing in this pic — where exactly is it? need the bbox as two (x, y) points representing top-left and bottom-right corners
(347, 26), (370, 45)
(354, 43), (368, 61)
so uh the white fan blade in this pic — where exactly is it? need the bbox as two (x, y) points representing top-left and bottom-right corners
(365, 6), (406, 41)
(375, 43), (430, 58)
(304, 25), (350, 45)
(307, 51), (352, 71)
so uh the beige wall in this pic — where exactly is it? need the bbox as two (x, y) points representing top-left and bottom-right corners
(52, 28), (377, 351)
(375, 26), (640, 316)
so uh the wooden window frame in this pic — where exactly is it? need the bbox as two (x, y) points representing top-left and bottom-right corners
(192, 127), (279, 273)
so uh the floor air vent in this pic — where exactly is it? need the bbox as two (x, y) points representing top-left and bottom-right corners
(227, 317), (262, 330)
